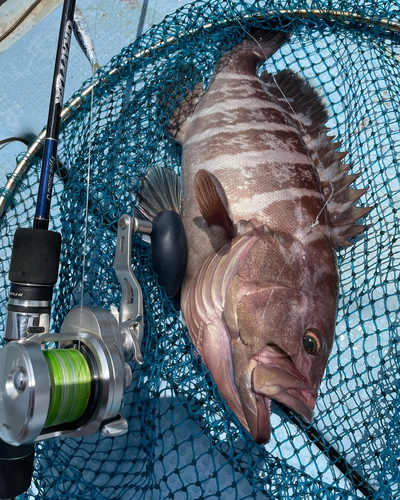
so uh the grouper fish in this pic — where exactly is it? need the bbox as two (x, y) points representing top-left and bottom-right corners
(137, 31), (371, 443)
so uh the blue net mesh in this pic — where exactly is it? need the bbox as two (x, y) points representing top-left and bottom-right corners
(1, 0), (399, 498)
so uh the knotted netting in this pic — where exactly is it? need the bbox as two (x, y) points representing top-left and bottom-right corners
(0, 0), (399, 498)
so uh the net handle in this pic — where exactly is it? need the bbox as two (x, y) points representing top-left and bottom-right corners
(0, 7), (399, 219)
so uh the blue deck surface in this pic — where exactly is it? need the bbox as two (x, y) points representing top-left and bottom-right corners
(0, 0), (189, 188)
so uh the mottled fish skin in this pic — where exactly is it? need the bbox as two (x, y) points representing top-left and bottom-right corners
(73, 5), (100, 70)
(178, 35), (333, 284)
(167, 32), (368, 443)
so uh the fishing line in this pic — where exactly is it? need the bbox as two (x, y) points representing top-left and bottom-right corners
(257, 36), (363, 320)
(223, 4), (332, 323)
(225, 2), (336, 318)
(80, 1), (99, 309)
(43, 349), (92, 427)
(225, 4), (334, 335)
(108, 2), (150, 200)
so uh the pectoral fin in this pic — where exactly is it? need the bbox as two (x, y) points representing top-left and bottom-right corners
(194, 169), (237, 238)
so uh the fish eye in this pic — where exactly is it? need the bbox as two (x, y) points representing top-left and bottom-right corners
(303, 330), (323, 356)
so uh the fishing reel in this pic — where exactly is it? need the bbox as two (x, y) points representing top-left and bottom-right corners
(0, 213), (172, 446)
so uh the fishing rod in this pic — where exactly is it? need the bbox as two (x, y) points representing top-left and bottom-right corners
(34, 3), (76, 229)
(0, 0), (76, 497)
(279, 405), (376, 499)
(0, 3), (187, 498)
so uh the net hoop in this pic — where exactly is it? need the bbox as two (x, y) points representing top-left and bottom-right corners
(0, 7), (399, 218)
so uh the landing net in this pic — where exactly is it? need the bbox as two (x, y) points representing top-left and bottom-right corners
(1, 0), (399, 498)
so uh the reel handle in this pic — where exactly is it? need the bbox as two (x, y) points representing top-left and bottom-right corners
(150, 211), (187, 298)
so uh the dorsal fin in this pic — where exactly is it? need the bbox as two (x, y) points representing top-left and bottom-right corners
(194, 170), (237, 238)
(135, 166), (182, 221)
(260, 68), (372, 247)
(259, 69), (329, 130)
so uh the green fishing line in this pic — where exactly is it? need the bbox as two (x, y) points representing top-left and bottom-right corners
(43, 349), (92, 428)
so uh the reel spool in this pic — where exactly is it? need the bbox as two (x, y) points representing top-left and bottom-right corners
(43, 348), (92, 428)
(0, 307), (130, 445)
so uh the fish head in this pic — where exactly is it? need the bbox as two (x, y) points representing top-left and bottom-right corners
(223, 228), (339, 443)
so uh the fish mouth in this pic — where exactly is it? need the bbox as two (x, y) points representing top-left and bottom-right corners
(250, 345), (317, 437)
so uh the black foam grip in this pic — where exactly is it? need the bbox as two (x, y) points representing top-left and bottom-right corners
(151, 211), (187, 298)
(9, 228), (61, 285)
(0, 440), (34, 498)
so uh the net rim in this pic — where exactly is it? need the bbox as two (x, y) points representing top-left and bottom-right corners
(0, 6), (399, 219)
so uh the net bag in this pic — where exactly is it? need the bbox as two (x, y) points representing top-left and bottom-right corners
(0, 0), (399, 498)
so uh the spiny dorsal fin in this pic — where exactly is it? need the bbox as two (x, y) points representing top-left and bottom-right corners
(260, 68), (372, 247)
(194, 170), (237, 238)
(135, 166), (182, 221)
(331, 223), (371, 247)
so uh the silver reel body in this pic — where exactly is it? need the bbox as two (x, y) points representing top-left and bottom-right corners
(0, 215), (149, 446)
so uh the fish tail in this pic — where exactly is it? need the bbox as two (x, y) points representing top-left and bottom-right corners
(240, 29), (291, 61)
(134, 166), (182, 221)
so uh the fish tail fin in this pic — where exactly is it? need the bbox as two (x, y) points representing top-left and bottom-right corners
(260, 68), (373, 247)
(135, 166), (182, 221)
(239, 29), (291, 61)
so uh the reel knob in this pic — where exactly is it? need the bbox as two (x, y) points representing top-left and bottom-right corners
(0, 341), (50, 445)
(150, 210), (187, 298)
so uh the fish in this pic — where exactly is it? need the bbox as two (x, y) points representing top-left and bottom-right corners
(73, 5), (100, 71)
(136, 30), (372, 444)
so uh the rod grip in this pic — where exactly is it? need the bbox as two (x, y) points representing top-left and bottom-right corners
(9, 228), (61, 285)
(0, 440), (34, 499)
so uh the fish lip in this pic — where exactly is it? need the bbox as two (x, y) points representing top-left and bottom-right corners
(272, 388), (316, 423)
(251, 346), (317, 424)
(252, 344), (311, 384)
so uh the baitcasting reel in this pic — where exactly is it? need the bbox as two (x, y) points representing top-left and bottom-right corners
(0, 214), (155, 445)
